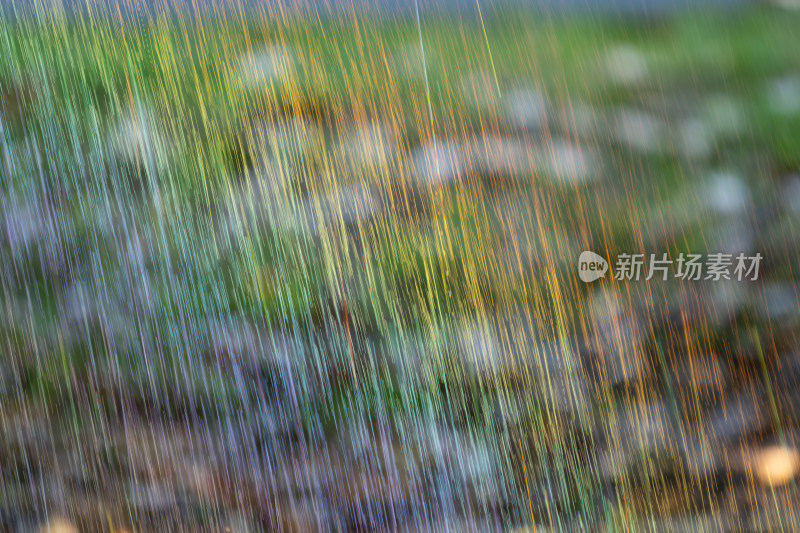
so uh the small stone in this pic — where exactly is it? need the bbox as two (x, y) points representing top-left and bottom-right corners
(1, 195), (62, 256)
(705, 394), (768, 444)
(247, 117), (324, 161)
(670, 354), (729, 395)
(58, 282), (133, 349)
(598, 400), (677, 480)
(299, 183), (384, 235)
(322, 184), (384, 225)
(411, 141), (467, 186)
(619, 401), (673, 449)
(335, 123), (395, 168)
(236, 45), (296, 88)
(504, 88), (547, 130)
(109, 106), (166, 172)
(678, 118), (713, 159)
(420, 424), (499, 488)
(217, 171), (289, 246)
(681, 437), (725, 481)
(614, 108), (666, 153)
(470, 136), (530, 178)
(451, 313), (573, 380)
(712, 219), (754, 255)
(449, 314), (587, 414)
(767, 75), (800, 116)
(451, 318), (503, 378)
(251, 330), (324, 405)
(205, 317), (262, 370)
(127, 482), (177, 513)
(783, 175), (800, 214)
(705, 171), (749, 214)
(604, 45), (648, 85)
(703, 94), (745, 138)
(754, 446), (800, 487)
(205, 322), (320, 399)
(413, 137), (580, 185)
(537, 140), (598, 183)
(589, 345), (649, 388)
(772, 0), (800, 11)
(758, 283), (800, 322)
(709, 281), (748, 325)
(587, 288), (646, 357)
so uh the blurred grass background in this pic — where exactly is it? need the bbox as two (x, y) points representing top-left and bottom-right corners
(2, 1), (800, 531)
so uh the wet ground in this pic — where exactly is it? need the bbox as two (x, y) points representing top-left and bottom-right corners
(2, 3), (800, 532)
